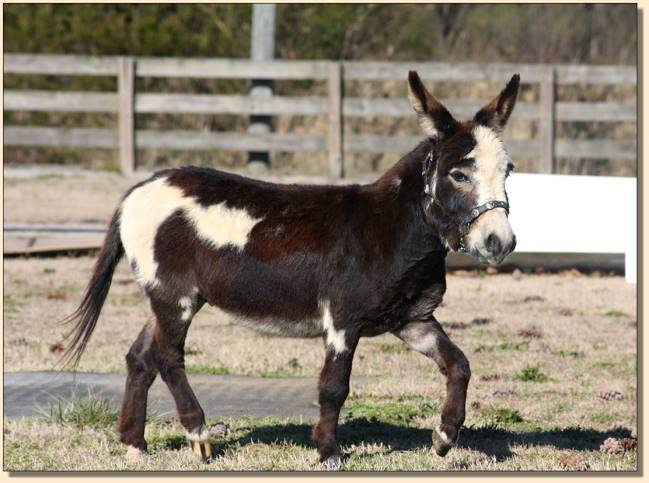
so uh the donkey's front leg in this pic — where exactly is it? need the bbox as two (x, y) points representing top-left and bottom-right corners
(393, 318), (471, 457)
(313, 330), (359, 468)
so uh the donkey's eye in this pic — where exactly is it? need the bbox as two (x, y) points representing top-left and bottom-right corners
(450, 171), (469, 183)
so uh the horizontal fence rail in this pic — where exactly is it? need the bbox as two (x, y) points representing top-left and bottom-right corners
(3, 54), (637, 176)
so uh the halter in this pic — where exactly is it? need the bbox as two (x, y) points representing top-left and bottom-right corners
(422, 151), (510, 252)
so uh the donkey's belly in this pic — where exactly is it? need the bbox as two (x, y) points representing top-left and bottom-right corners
(233, 314), (325, 338)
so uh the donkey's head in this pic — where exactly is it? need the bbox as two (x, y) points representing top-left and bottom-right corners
(408, 71), (519, 265)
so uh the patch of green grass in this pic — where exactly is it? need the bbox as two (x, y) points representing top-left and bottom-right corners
(147, 432), (187, 452)
(591, 412), (623, 424)
(4, 294), (19, 316)
(499, 342), (528, 351)
(604, 310), (631, 318)
(592, 361), (616, 369)
(257, 370), (307, 378)
(43, 267), (56, 274)
(99, 163), (121, 173)
(544, 402), (570, 422)
(185, 364), (231, 376)
(343, 394), (439, 425)
(514, 366), (548, 383)
(482, 407), (524, 425)
(34, 174), (65, 181)
(38, 392), (119, 429)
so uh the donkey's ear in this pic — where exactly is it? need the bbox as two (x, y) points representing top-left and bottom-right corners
(473, 74), (520, 132)
(407, 70), (458, 138)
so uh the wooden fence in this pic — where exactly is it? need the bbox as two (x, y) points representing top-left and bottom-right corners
(3, 54), (637, 177)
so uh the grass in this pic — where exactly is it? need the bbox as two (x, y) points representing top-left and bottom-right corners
(498, 341), (528, 351)
(343, 395), (440, 425)
(591, 412), (624, 424)
(37, 392), (119, 429)
(186, 364), (232, 376)
(514, 366), (549, 383)
(604, 309), (631, 318)
(3, 400), (638, 472)
(481, 407), (525, 425)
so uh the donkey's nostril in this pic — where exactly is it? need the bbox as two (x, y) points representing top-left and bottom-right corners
(486, 233), (502, 255)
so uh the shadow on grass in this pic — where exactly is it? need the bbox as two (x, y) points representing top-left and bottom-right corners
(229, 419), (633, 461)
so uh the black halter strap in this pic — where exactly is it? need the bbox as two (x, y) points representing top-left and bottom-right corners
(458, 200), (509, 235)
(422, 150), (434, 197)
(422, 150), (510, 252)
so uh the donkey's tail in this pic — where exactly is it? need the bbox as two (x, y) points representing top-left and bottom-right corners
(58, 209), (124, 369)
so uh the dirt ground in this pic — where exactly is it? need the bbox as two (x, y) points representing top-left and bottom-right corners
(3, 255), (638, 471)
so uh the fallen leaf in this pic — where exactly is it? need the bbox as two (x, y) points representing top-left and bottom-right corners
(49, 341), (65, 354)
(47, 290), (67, 301)
(518, 327), (543, 339)
(559, 453), (589, 471)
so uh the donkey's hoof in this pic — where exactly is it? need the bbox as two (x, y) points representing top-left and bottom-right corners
(186, 425), (212, 461)
(320, 453), (346, 470)
(188, 439), (213, 462)
(125, 445), (147, 463)
(432, 425), (457, 457)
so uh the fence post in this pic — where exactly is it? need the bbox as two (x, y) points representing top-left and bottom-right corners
(118, 57), (136, 175)
(538, 65), (555, 173)
(248, 4), (276, 172)
(328, 62), (344, 179)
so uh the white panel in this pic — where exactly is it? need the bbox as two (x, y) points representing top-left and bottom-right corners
(506, 173), (637, 283)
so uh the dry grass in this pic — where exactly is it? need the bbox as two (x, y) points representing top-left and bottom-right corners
(3, 255), (637, 471)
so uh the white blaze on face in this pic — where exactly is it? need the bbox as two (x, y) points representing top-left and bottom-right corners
(465, 125), (509, 204)
(462, 125), (514, 260)
(120, 176), (262, 288)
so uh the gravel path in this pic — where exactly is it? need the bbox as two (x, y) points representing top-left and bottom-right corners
(4, 371), (326, 420)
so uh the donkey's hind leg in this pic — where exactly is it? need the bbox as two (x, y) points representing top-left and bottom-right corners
(118, 323), (158, 459)
(148, 293), (212, 460)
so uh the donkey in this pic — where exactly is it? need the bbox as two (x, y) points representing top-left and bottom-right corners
(62, 70), (519, 467)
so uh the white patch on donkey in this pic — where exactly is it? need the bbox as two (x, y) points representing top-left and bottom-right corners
(320, 301), (347, 354)
(434, 425), (453, 445)
(120, 177), (262, 288)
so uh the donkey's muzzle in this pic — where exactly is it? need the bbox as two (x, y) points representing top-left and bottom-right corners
(485, 232), (516, 264)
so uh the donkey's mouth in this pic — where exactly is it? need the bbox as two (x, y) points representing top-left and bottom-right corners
(469, 248), (511, 266)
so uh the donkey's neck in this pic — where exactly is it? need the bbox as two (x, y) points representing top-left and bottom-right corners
(364, 139), (446, 256)
(373, 139), (434, 193)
